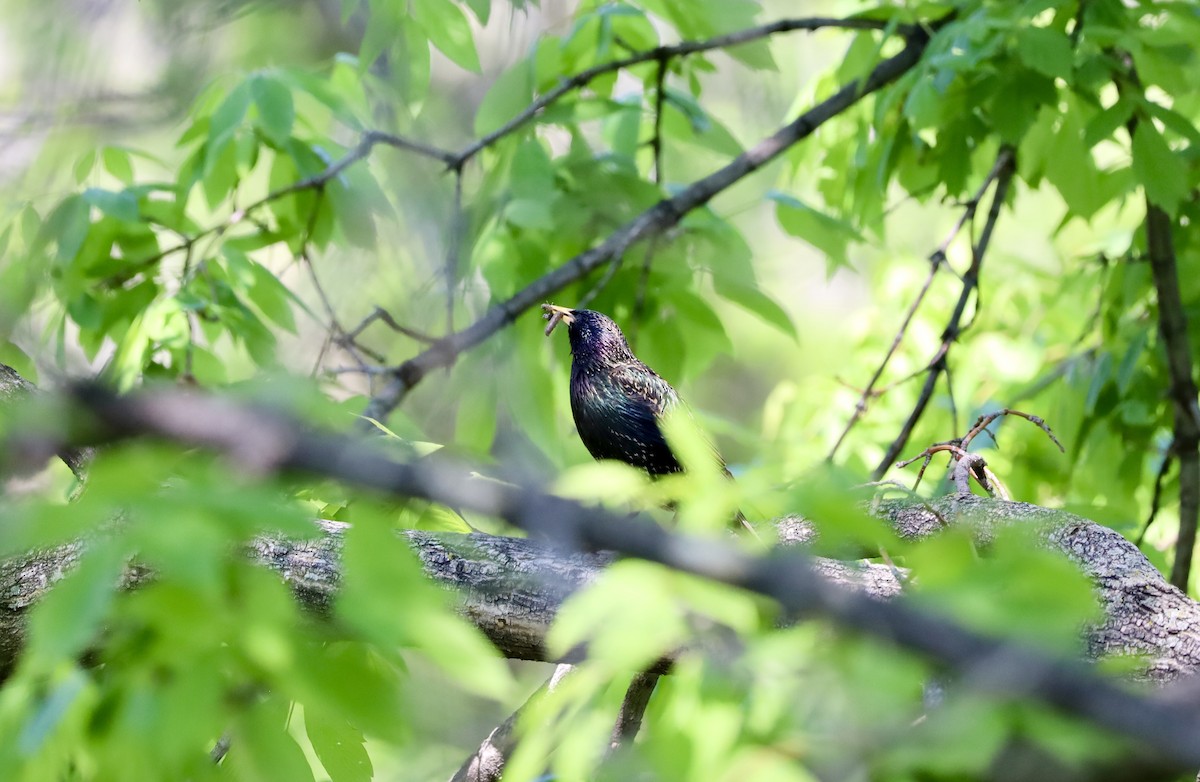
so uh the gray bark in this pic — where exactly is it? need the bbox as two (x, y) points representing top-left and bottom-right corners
(0, 498), (1194, 684)
(883, 495), (1200, 681)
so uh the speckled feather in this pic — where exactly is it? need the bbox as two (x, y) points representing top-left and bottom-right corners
(546, 306), (754, 535)
(558, 310), (696, 476)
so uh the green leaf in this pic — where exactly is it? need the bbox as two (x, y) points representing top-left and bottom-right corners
(82, 188), (139, 222)
(40, 194), (91, 263)
(1083, 97), (1135, 147)
(28, 540), (127, 662)
(411, 0), (481, 73)
(1085, 351), (1112, 415)
(475, 60), (534, 137)
(252, 75), (295, 146)
(712, 278), (796, 339)
(102, 146), (134, 184)
(548, 561), (688, 669)
(990, 68), (1057, 144)
(836, 31), (883, 85)
(73, 149), (97, 183)
(510, 139), (554, 197)
(226, 699), (317, 782)
(359, 0), (403, 72)
(328, 179), (378, 249)
(306, 712), (373, 782)
(1132, 120), (1188, 214)
(1145, 99), (1200, 149)
(208, 81), (252, 154)
(903, 78), (942, 131)
(1015, 26), (1075, 81)
(223, 248), (298, 333)
(18, 669), (88, 755)
(770, 191), (863, 267)
(463, 0), (490, 24)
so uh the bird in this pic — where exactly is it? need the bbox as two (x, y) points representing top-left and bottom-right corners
(541, 303), (756, 536)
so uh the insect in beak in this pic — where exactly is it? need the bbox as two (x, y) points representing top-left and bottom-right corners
(541, 303), (575, 336)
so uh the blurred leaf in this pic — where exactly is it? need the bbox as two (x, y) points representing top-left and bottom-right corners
(475, 61), (534, 137)
(208, 81), (252, 155)
(711, 278), (796, 339)
(27, 540), (127, 663)
(252, 75), (295, 146)
(101, 147), (134, 184)
(226, 698), (316, 782)
(548, 560), (688, 669)
(306, 711), (373, 782)
(770, 191), (863, 267)
(1133, 120), (1188, 214)
(411, 0), (481, 73)
(82, 188), (138, 222)
(1015, 26), (1074, 81)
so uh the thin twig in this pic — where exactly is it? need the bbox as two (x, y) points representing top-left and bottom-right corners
(445, 169), (465, 335)
(450, 16), (896, 167)
(829, 150), (1006, 461)
(1119, 90), (1200, 590)
(630, 59), (671, 345)
(609, 671), (661, 751)
(451, 664), (576, 782)
(346, 306), (438, 345)
(1137, 441), (1176, 547)
(959, 408), (1066, 453)
(871, 146), (1015, 481)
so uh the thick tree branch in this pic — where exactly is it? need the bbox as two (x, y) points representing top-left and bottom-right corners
(0, 364), (91, 479)
(8, 385), (1200, 773)
(360, 24), (939, 424)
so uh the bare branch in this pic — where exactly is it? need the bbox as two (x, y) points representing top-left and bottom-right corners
(445, 171), (465, 335)
(1136, 440), (1175, 548)
(872, 146), (1016, 480)
(959, 408), (1066, 453)
(829, 142), (1008, 461)
(451, 16), (898, 167)
(609, 671), (660, 750)
(0, 364), (92, 479)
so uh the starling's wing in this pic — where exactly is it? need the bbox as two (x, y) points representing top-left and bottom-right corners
(582, 361), (681, 476)
(610, 363), (756, 536)
(613, 362), (737, 470)
(609, 361), (681, 417)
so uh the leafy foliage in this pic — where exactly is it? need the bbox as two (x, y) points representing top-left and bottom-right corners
(2, 0), (1200, 779)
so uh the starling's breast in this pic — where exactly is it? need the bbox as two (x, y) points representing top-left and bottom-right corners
(569, 365), (682, 476)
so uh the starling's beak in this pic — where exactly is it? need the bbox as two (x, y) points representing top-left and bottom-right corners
(541, 303), (575, 336)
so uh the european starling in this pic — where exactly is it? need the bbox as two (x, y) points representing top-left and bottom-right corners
(542, 303), (754, 534)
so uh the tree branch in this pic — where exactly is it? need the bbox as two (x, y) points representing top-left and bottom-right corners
(12, 384), (1200, 773)
(449, 16), (898, 168)
(0, 364), (91, 479)
(1144, 200), (1200, 592)
(360, 24), (940, 424)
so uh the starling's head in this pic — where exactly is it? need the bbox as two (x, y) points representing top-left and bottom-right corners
(541, 304), (632, 360)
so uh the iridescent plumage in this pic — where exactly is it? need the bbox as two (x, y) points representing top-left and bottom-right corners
(542, 304), (754, 534)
